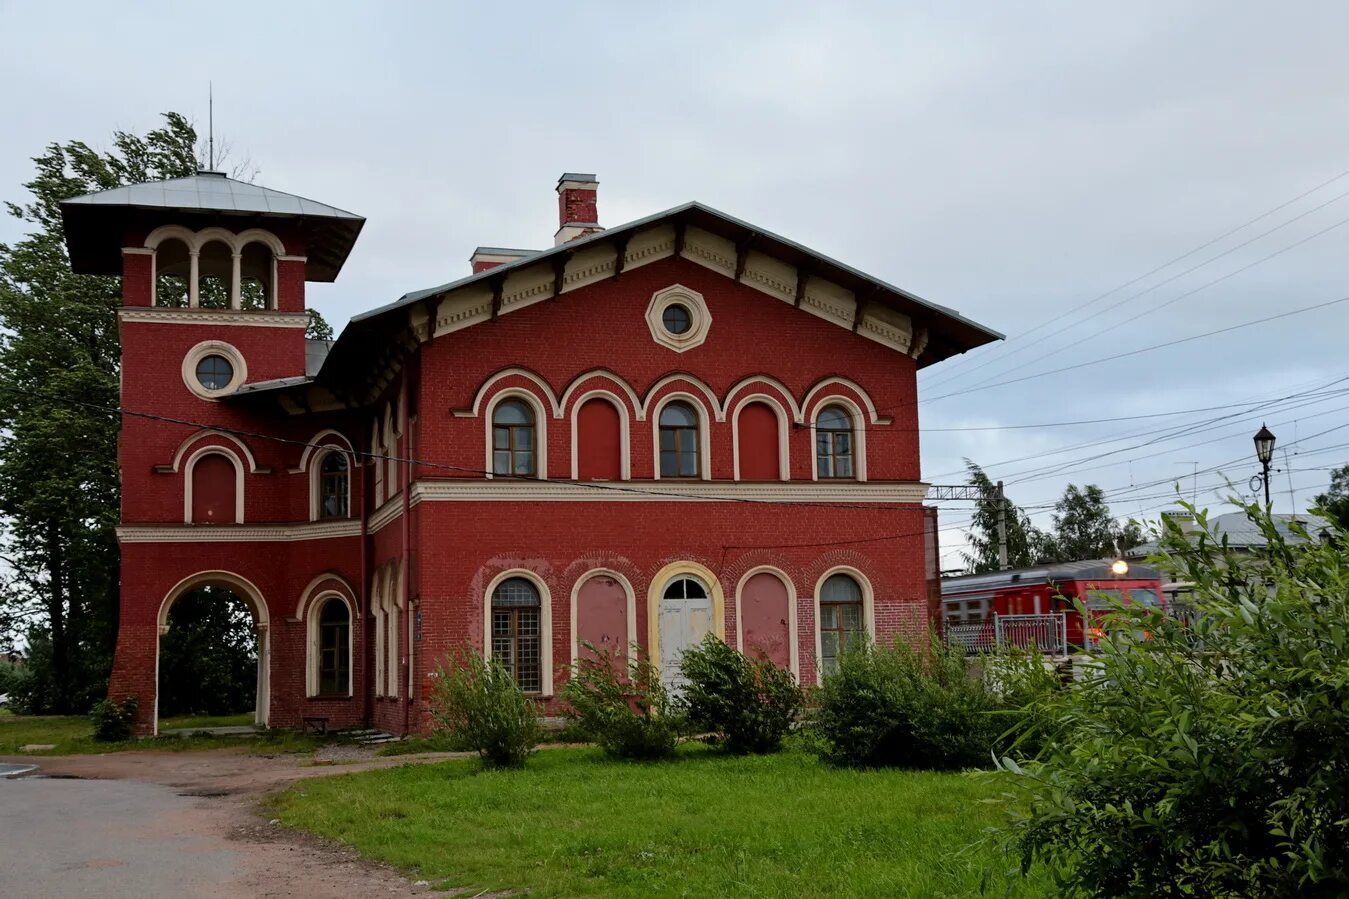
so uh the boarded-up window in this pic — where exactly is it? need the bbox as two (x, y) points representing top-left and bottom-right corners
(576, 574), (628, 664)
(191, 454), (237, 524)
(577, 398), (621, 481)
(737, 401), (780, 480)
(740, 571), (791, 670)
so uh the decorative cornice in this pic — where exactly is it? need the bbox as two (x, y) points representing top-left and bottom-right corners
(410, 479), (929, 505)
(367, 495), (403, 534)
(117, 519), (362, 543)
(119, 308), (308, 328)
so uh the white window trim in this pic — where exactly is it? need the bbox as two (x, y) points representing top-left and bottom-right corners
(386, 569), (402, 699)
(811, 566), (876, 686)
(734, 566), (800, 679)
(371, 418), (385, 506)
(146, 224), (285, 311)
(650, 392), (712, 481)
(568, 390), (632, 481)
(466, 368), (563, 419)
(306, 592), (355, 698)
(569, 568), (638, 666)
(640, 373), (725, 422)
(372, 569), (386, 698)
(484, 389), (549, 480)
(483, 569), (554, 696)
(181, 340), (248, 400)
(809, 396), (868, 482)
(383, 402), (398, 499)
(729, 393), (791, 482)
(645, 284), (712, 352)
(559, 370), (644, 421)
(801, 377), (883, 424)
(182, 445), (245, 524)
(309, 446), (355, 522)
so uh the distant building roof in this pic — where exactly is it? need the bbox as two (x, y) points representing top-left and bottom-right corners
(1125, 511), (1332, 558)
(60, 171), (364, 281)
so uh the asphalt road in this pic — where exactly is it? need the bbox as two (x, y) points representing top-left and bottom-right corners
(0, 776), (243, 898)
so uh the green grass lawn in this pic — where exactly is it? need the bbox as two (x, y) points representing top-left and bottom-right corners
(0, 714), (324, 756)
(158, 711), (256, 730)
(271, 745), (1047, 898)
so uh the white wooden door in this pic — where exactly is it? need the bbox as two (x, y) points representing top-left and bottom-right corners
(659, 576), (713, 691)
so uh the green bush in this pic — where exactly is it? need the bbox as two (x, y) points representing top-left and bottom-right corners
(89, 695), (138, 742)
(560, 644), (685, 760)
(1002, 502), (1349, 897)
(679, 634), (802, 754)
(815, 637), (1002, 769)
(429, 649), (541, 769)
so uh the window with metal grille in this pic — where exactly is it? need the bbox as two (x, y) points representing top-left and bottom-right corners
(317, 598), (350, 696)
(491, 577), (542, 693)
(815, 405), (854, 478)
(492, 400), (536, 477)
(819, 573), (863, 676)
(319, 451), (349, 519)
(659, 402), (700, 478)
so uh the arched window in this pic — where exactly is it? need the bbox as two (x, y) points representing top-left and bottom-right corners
(316, 598), (351, 696)
(155, 237), (191, 307)
(659, 402), (700, 478)
(815, 406), (854, 479)
(492, 400), (536, 477)
(735, 400), (781, 481)
(819, 573), (863, 676)
(197, 240), (232, 309)
(190, 452), (238, 524)
(491, 577), (542, 692)
(239, 241), (274, 310)
(319, 452), (349, 519)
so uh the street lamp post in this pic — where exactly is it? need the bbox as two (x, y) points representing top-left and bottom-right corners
(1253, 424), (1276, 507)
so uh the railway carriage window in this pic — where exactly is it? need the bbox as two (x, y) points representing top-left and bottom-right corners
(492, 400), (536, 477)
(819, 573), (863, 676)
(491, 577), (542, 693)
(815, 406), (854, 478)
(318, 452), (350, 519)
(1085, 588), (1159, 610)
(659, 402), (700, 478)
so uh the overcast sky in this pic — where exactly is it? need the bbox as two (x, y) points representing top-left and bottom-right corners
(3, 1), (1347, 567)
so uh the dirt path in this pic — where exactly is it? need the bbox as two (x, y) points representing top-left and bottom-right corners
(0, 747), (476, 898)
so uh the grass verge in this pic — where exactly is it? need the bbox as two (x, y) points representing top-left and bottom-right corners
(271, 744), (1046, 898)
(0, 714), (328, 756)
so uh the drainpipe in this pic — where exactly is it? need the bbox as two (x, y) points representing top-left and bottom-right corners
(400, 373), (413, 736)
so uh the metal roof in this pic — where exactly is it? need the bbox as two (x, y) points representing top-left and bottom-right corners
(345, 201), (1001, 370)
(942, 559), (1161, 595)
(60, 172), (364, 281)
(1126, 511), (1331, 558)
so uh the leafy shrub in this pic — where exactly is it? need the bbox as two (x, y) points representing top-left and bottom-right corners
(679, 634), (802, 754)
(815, 637), (1002, 769)
(1002, 502), (1349, 897)
(429, 649), (541, 769)
(90, 695), (138, 742)
(979, 645), (1066, 759)
(560, 644), (685, 760)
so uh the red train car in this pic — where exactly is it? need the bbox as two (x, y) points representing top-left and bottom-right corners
(941, 559), (1164, 654)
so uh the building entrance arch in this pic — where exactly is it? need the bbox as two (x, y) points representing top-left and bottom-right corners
(155, 571), (270, 734)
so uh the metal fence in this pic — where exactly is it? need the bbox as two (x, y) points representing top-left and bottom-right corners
(945, 613), (1068, 656)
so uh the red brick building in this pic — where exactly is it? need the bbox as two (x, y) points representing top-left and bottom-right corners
(60, 172), (998, 735)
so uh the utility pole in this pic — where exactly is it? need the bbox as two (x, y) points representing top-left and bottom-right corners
(996, 480), (1009, 570)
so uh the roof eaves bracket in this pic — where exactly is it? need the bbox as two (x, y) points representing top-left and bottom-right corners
(734, 232), (757, 283)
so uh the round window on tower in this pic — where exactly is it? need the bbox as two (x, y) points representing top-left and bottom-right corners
(662, 303), (692, 335)
(181, 340), (247, 400)
(195, 354), (234, 391)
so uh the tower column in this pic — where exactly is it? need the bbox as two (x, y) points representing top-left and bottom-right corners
(230, 252), (242, 310)
(188, 250), (200, 307)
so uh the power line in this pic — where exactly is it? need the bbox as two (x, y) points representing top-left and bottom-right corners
(923, 164), (1349, 389)
(923, 292), (1349, 404)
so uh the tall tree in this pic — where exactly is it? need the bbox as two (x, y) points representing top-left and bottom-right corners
(1314, 463), (1349, 530)
(0, 114), (199, 711)
(960, 461), (1049, 573)
(1040, 483), (1143, 562)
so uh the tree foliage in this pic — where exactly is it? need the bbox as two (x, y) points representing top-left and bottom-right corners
(0, 113), (199, 712)
(1039, 483), (1144, 563)
(961, 461), (1048, 573)
(1314, 463), (1349, 530)
(1002, 503), (1349, 897)
(157, 587), (257, 717)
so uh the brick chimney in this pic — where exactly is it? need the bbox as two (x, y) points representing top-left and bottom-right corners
(470, 247), (537, 274)
(555, 173), (603, 245)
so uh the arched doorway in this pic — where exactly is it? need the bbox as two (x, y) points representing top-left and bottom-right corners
(155, 572), (269, 734)
(648, 562), (725, 691)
